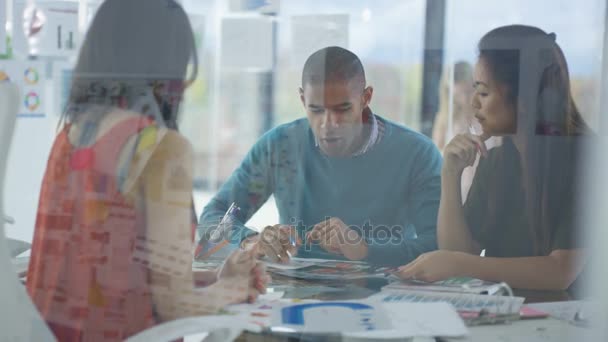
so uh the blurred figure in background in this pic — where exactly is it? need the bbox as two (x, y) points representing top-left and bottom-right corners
(25, 1), (267, 341)
(432, 61), (474, 152)
(432, 61), (480, 201)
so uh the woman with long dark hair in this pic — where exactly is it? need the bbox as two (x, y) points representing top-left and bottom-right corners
(26, 1), (267, 340)
(396, 25), (588, 290)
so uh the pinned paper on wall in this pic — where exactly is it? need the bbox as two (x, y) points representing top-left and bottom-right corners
(12, 0), (80, 58)
(0, 61), (46, 118)
(52, 61), (74, 116)
(291, 14), (349, 67)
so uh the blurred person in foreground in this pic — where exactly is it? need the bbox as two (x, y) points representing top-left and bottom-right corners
(26, 1), (268, 340)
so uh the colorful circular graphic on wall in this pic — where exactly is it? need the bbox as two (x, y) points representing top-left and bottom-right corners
(24, 67), (39, 85)
(24, 92), (41, 111)
(0, 71), (10, 83)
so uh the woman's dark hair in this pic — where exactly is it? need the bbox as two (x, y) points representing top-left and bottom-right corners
(61, 0), (198, 128)
(477, 25), (587, 255)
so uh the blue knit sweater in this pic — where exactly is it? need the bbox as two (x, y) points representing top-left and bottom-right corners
(199, 115), (442, 266)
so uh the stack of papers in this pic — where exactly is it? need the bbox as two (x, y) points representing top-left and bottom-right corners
(383, 276), (505, 295)
(265, 258), (392, 280)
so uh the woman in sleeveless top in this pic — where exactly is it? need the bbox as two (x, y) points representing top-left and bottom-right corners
(26, 1), (268, 340)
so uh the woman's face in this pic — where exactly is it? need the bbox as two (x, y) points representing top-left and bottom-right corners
(471, 58), (517, 136)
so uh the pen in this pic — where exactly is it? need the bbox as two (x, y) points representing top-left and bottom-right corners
(469, 124), (484, 155)
(194, 203), (240, 260)
(289, 231), (296, 248)
(380, 267), (400, 277)
(280, 226), (297, 260)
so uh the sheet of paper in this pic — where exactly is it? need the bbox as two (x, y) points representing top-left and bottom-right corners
(268, 260), (391, 280)
(271, 300), (391, 334)
(526, 301), (590, 321)
(6, 238), (31, 258)
(125, 316), (261, 342)
(226, 298), (322, 329)
(263, 257), (329, 270)
(51, 61), (74, 118)
(344, 302), (468, 339)
(292, 257), (365, 264)
(258, 291), (285, 301)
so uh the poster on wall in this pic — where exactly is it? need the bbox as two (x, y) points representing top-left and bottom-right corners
(52, 61), (74, 117)
(0, 61), (46, 117)
(12, 0), (79, 58)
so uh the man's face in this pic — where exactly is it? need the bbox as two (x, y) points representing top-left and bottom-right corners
(300, 79), (373, 157)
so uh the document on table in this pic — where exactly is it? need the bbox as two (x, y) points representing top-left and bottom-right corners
(263, 257), (330, 270)
(526, 300), (600, 325)
(344, 302), (468, 339)
(271, 300), (392, 334)
(124, 316), (261, 342)
(526, 301), (585, 321)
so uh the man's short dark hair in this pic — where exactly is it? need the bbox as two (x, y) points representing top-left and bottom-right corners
(301, 46), (366, 88)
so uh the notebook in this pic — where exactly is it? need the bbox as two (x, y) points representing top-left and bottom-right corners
(368, 287), (525, 326)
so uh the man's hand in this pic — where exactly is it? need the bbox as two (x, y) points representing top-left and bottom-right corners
(242, 224), (301, 264)
(306, 217), (368, 261)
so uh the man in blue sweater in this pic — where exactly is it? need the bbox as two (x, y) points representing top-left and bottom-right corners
(199, 46), (442, 266)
